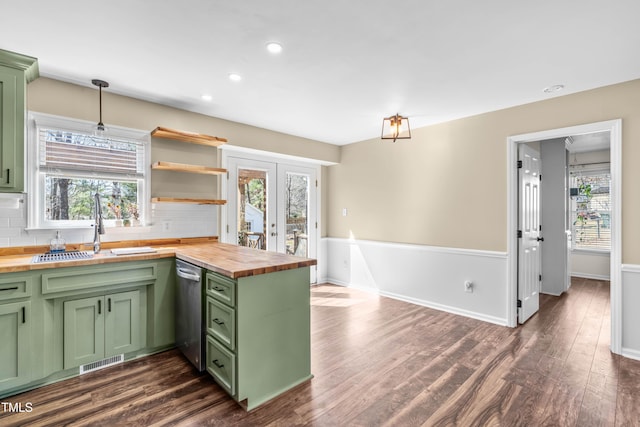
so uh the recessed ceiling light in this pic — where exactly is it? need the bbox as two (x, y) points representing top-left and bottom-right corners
(266, 42), (283, 54)
(201, 94), (213, 101)
(543, 84), (565, 93)
(228, 73), (242, 82)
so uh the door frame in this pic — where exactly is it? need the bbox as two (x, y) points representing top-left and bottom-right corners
(506, 119), (622, 354)
(220, 146), (322, 279)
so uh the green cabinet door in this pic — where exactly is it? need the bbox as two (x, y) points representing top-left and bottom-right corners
(104, 290), (142, 357)
(0, 301), (31, 390)
(0, 67), (21, 192)
(0, 48), (37, 193)
(64, 290), (142, 369)
(63, 296), (105, 369)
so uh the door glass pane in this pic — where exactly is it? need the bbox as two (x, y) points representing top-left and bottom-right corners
(285, 173), (309, 256)
(237, 169), (267, 250)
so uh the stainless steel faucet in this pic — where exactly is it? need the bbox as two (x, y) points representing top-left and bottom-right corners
(93, 192), (105, 253)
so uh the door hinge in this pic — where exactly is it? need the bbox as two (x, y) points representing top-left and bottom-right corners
(517, 299), (522, 308)
(315, 179), (318, 187)
(226, 224), (229, 233)
(539, 274), (542, 282)
(315, 222), (318, 229)
(226, 171), (229, 179)
(539, 174), (542, 181)
(517, 160), (523, 169)
(517, 230), (522, 238)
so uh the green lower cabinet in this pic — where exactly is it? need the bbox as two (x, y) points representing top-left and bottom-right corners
(206, 335), (236, 396)
(63, 290), (142, 369)
(0, 301), (31, 389)
(205, 267), (312, 411)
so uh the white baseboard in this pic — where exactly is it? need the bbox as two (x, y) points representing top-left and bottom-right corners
(621, 265), (640, 357)
(323, 237), (509, 326)
(571, 272), (610, 281)
(622, 347), (640, 362)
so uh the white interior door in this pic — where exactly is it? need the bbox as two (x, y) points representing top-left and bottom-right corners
(518, 144), (542, 323)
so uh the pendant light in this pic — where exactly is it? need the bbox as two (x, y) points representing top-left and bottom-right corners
(91, 79), (109, 136)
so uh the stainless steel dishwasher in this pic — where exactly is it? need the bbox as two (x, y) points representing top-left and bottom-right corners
(175, 259), (205, 371)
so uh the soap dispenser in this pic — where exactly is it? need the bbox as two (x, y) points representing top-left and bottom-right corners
(50, 230), (66, 253)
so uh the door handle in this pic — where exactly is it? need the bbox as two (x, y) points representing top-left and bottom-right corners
(537, 237), (545, 242)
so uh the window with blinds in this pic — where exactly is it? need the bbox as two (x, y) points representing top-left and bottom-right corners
(39, 129), (144, 176)
(29, 113), (149, 228)
(570, 167), (611, 251)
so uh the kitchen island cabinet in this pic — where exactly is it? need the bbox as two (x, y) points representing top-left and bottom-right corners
(205, 267), (312, 410)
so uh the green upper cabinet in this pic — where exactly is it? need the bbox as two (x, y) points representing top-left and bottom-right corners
(0, 49), (38, 193)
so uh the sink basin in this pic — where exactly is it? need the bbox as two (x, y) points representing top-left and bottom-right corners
(32, 251), (94, 263)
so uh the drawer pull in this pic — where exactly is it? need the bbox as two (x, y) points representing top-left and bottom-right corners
(212, 286), (225, 292)
(213, 318), (225, 325)
(0, 287), (19, 291)
(5, 168), (9, 184)
(98, 299), (102, 315)
(22, 306), (26, 323)
(212, 359), (224, 368)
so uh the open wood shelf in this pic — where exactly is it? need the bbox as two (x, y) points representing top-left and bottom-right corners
(151, 126), (227, 147)
(151, 197), (227, 205)
(151, 161), (227, 175)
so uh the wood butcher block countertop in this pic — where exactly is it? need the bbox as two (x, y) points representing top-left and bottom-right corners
(0, 237), (316, 279)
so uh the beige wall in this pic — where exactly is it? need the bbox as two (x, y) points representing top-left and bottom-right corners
(326, 79), (640, 263)
(27, 78), (340, 164)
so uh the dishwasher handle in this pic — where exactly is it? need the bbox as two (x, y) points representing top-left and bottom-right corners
(177, 267), (201, 282)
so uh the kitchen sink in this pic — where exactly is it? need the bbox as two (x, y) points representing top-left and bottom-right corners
(32, 251), (94, 263)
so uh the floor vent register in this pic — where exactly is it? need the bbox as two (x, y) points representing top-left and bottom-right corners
(79, 354), (124, 375)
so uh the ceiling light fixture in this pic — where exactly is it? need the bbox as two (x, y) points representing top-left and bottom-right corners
(228, 73), (242, 82)
(91, 79), (109, 136)
(266, 42), (283, 54)
(201, 94), (213, 101)
(381, 113), (411, 142)
(543, 84), (564, 93)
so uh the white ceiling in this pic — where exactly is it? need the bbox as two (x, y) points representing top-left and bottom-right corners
(2, 1), (639, 145)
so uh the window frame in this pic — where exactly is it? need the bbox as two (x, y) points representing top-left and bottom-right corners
(27, 112), (150, 230)
(569, 164), (611, 253)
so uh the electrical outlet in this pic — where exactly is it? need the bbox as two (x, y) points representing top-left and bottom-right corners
(465, 280), (473, 293)
(162, 221), (171, 232)
(342, 208), (348, 216)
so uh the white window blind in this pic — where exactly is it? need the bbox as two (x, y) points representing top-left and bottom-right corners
(38, 128), (145, 177)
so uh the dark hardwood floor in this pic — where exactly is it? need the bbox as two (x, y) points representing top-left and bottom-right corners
(2, 277), (639, 426)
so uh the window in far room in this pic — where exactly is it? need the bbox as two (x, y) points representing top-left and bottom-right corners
(570, 166), (610, 251)
(28, 113), (149, 229)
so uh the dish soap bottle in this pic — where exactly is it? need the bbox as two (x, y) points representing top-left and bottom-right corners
(50, 230), (66, 253)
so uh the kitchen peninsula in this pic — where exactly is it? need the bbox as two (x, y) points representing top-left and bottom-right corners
(0, 238), (316, 411)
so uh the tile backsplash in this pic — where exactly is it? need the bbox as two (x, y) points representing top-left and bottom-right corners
(0, 194), (218, 248)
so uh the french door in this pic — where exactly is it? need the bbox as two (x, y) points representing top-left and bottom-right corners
(224, 155), (318, 281)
